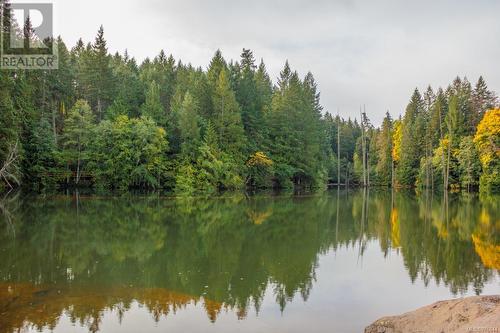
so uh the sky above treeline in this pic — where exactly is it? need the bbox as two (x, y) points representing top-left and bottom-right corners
(42, 0), (500, 124)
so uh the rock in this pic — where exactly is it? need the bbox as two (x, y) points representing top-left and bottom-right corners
(365, 295), (500, 333)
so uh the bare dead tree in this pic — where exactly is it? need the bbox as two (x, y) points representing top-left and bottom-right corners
(0, 141), (20, 190)
(337, 109), (341, 186)
(360, 108), (366, 187)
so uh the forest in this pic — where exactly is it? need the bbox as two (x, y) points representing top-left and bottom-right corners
(1, 12), (499, 194)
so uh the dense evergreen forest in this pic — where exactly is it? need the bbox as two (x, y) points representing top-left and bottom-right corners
(1, 7), (499, 193)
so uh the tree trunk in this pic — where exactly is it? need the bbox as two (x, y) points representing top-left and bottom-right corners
(0, 142), (20, 189)
(425, 147), (429, 189)
(346, 163), (349, 188)
(431, 157), (434, 192)
(367, 145), (370, 187)
(97, 98), (102, 122)
(335, 187), (339, 243)
(438, 108), (446, 192)
(52, 102), (58, 145)
(467, 158), (471, 193)
(220, 98), (224, 143)
(76, 139), (81, 184)
(360, 109), (366, 187)
(337, 114), (341, 186)
(391, 158), (395, 188)
(445, 137), (451, 191)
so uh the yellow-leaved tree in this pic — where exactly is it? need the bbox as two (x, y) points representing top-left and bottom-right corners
(245, 152), (273, 187)
(392, 120), (402, 164)
(474, 109), (500, 193)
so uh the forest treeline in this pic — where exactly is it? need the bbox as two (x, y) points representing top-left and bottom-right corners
(0, 10), (499, 193)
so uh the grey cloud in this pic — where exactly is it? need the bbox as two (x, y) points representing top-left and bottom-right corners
(55, 0), (500, 124)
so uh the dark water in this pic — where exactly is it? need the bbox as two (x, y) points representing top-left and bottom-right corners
(0, 190), (498, 333)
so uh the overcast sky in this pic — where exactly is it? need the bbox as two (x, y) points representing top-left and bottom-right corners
(42, 0), (500, 123)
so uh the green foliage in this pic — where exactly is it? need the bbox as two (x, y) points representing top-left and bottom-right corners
(140, 50), (176, 112)
(141, 81), (165, 125)
(178, 92), (200, 160)
(446, 94), (464, 142)
(109, 52), (144, 118)
(61, 100), (95, 184)
(245, 152), (274, 188)
(89, 116), (168, 189)
(472, 76), (498, 127)
(207, 50), (228, 93)
(456, 136), (481, 191)
(22, 117), (59, 189)
(266, 64), (326, 188)
(428, 138), (450, 189)
(397, 89), (425, 186)
(174, 164), (196, 196)
(1, 20), (496, 194)
(212, 69), (245, 157)
(429, 89), (448, 147)
(75, 26), (115, 120)
(0, 73), (19, 169)
(235, 49), (263, 151)
(174, 123), (244, 195)
(389, 76), (497, 191)
(195, 142), (244, 192)
(375, 113), (393, 185)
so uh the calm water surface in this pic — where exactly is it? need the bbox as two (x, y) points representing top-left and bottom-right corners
(0, 190), (498, 333)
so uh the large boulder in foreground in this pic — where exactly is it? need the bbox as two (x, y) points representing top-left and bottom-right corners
(365, 295), (499, 333)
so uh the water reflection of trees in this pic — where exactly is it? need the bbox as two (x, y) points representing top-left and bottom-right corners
(0, 190), (498, 332)
(0, 282), (222, 333)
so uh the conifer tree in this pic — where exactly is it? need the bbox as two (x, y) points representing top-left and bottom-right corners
(207, 50), (228, 90)
(91, 26), (114, 120)
(375, 113), (393, 186)
(397, 89), (425, 186)
(472, 76), (498, 127)
(62, 100), (95, 184)
(212, 69), (245, 156)
(429, 88), (448, 148)
(0, 70), (20, 189)
(75, 26), (114, 121)
(140, 50), (176, 113)
(236, 49), (261, 151)
(178, 92), (200, 160)
(457, 136), (481, 192)
(1, 22), (498, 194)
(254, 60), (273, 111)
(302, 72), (326, 184)
(22, 117), (58, 189)
(0, 72), (18, 164)
(46, 37), (75, 143)
(109, 52), (144, 119)
(141, 81), (165, 125)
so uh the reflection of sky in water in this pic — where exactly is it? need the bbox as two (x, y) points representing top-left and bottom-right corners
(1, 191), (499, 333)
(27, 241), (499, 333)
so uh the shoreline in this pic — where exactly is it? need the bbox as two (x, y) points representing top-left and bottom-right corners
(365, 295), (500, 333)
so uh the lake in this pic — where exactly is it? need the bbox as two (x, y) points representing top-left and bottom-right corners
(0, 189), (498, 333)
